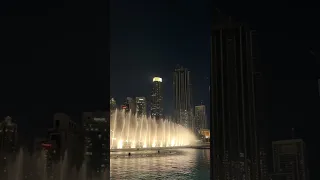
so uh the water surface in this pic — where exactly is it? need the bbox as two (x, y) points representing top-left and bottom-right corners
(110, 148), (210, 180)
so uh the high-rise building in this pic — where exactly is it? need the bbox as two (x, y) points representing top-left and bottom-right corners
(82, 111), (109, 178)
(151, 77), (163, 120)
(124, 97), (136, 114)
(173, 66), (193, 129)
(47, 113), (81, 177)
(136, 97), (147, 117)
(210, 16), (268, 180)
(271, 139), (309, 180)
(194, 105), (207, 133)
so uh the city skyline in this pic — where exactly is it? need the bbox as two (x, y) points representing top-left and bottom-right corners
(1, 0), (320, 179)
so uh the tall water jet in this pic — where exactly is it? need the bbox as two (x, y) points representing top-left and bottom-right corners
(110, 109), (196, 149)
(60, 151), (68, 180)
(15, 148), (24, 180)
(79, 161), (87, 180)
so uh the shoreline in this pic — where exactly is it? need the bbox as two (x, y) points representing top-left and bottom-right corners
(110, 144), (210, 152)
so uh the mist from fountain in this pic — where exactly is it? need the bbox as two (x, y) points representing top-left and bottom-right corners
(110, 109), (196, 149)
(1, 149), (109, 180)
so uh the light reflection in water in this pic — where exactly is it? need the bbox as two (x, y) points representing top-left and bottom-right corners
(110, 149), (210, 180)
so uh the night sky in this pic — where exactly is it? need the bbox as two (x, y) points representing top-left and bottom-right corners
(110, 0), (212, 117)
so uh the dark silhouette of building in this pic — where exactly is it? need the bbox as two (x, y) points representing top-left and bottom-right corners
(0, 116), (18, 179)
(46, 113), (82, 178)
(82, 111), (109, 178)
(173, 66), (194, 129)
(123, 97), (136, 114)
(210, 15), (269, 180)
(150, 77), (163, 121)
(271, 139), (309, 180)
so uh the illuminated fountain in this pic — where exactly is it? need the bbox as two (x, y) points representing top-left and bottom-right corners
(110, 109), (196, 149)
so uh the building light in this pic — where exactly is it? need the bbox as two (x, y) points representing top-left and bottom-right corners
(153, 77), (162, 82)
(42, 143), (52, 148)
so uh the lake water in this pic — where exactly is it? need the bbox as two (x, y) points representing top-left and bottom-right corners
(110, 148), (210, 180)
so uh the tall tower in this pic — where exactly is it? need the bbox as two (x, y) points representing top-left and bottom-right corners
(194, 105), (207, 133)
(136, 97), (147, 117)
(210, 16), (267, 180)
(173, 65), (193, 129)
(151, 77), (163, 121)
(124, 97), (136, 114)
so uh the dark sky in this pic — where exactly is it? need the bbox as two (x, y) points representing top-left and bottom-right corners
(0, 0), (109, 138)
(110, 0), (212, 116)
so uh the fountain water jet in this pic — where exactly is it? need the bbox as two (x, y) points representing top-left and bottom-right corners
(110, 109), (196, 149)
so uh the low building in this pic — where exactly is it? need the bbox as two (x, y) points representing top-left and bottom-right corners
(199, 129), (210, 142)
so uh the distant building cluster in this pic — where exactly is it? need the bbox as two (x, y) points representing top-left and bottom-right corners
(0, 112), (110, 180)
(111, 67), (209, 135)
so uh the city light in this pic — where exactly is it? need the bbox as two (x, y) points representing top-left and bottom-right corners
(152, 77), (162, 82)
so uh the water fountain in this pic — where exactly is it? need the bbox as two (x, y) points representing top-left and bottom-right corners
(1, 149), (107, 180)
(0, 110), (195, 180)
(110, 109), (196, 149)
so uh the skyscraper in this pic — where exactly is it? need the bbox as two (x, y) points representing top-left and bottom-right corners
(136, 97), (147, 117)
(173, 65), (193, 129)
(151, 77), (163, 120)
(210, 17), (267, 180)
(82, 111), (109, 178)
(124, 97), (136, 114)
(194, 105), (207, 133)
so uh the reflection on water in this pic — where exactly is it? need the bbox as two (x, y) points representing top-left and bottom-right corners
(110, 149), (210, 180)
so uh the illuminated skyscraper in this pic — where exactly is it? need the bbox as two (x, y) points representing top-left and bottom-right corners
(210, 16), (268, 180)
(173, 66), (193, 129)
(151, 77), (163, 120)
(194, 105), (207, 133)
(136, 97), (147, 117)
